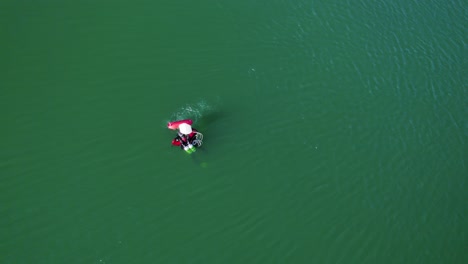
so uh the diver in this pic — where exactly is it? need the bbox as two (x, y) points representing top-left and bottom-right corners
(171, 123), (201, 152)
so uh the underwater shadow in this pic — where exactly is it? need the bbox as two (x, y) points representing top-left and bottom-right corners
(197, 110), (225, 131)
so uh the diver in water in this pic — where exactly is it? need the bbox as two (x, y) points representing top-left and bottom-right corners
(168, 120), (203, 153)
(171, 123), (200, 151)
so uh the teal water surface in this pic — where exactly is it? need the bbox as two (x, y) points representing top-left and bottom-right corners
(1, 0), (466, 263)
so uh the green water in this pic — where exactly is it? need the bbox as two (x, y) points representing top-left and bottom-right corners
(1, 0), (466, 263)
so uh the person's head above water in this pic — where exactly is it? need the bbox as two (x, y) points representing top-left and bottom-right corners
(178, 123), (192, 135)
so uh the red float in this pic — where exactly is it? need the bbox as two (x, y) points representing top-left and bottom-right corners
(167, 119), (193, 130)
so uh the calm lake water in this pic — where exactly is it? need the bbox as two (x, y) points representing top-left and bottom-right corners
(1, 0), (466, 263)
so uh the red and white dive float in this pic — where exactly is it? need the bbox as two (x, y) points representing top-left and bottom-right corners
(167, 119), (193, 130)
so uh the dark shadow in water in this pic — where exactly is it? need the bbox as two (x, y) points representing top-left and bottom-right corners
(189, 109), (226, 166)
(196, 110), (224, 131)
